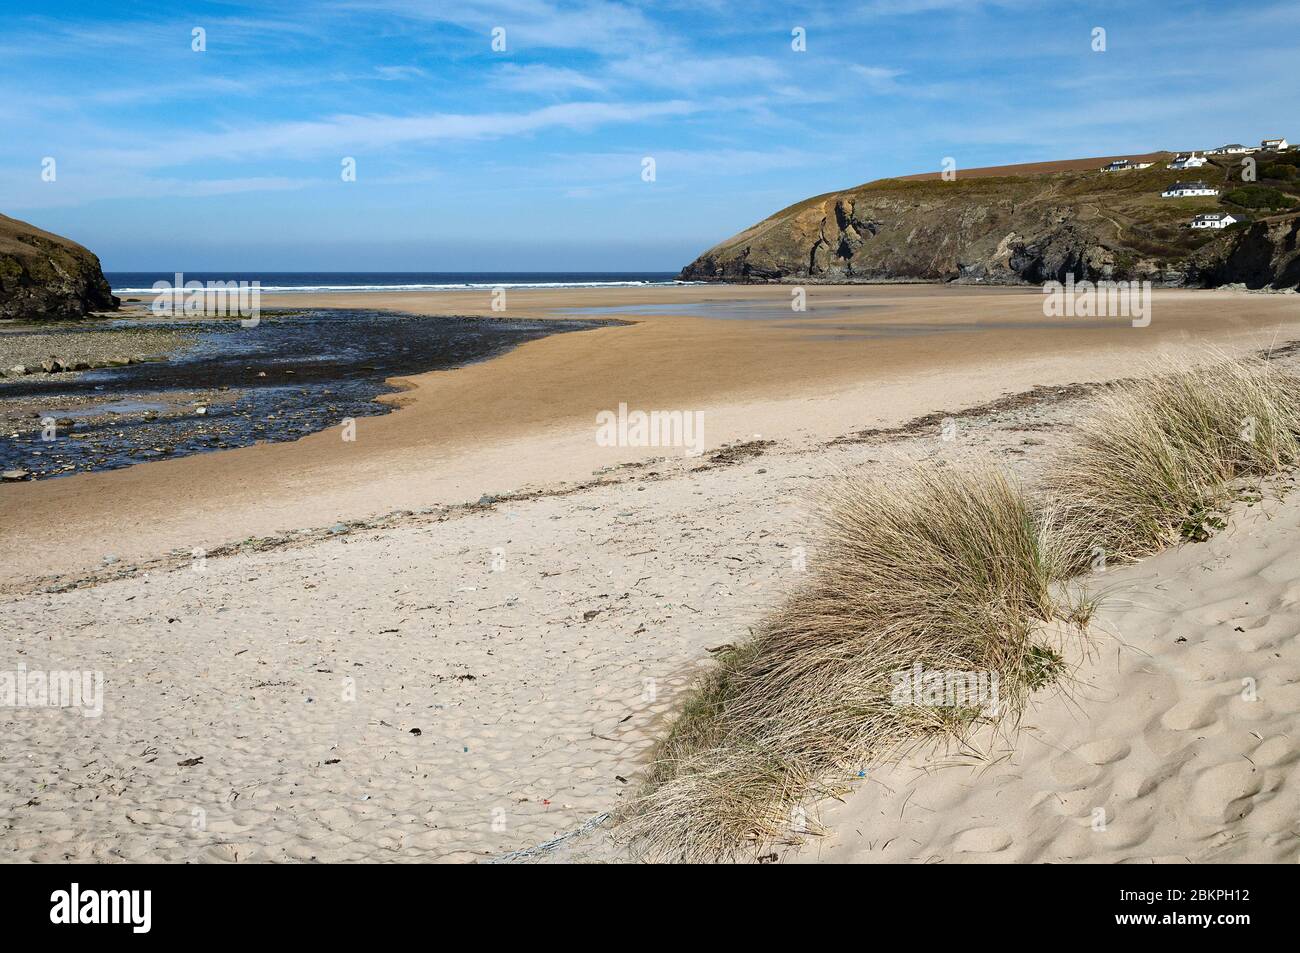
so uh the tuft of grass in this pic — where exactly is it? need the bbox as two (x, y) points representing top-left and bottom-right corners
(622, 465), (1068, 862)
(624, 355), (1300, 863)
(1047, 356), (1300, 571)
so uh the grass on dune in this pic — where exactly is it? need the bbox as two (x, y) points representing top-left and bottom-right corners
(622, 465), (1069, 862)
(1048, 355), (1300, 571)
(623, 355), (1300, 863)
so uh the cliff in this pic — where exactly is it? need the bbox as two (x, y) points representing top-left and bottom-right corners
(0, 213), (119, 321)
(680, 152), (1300, 289)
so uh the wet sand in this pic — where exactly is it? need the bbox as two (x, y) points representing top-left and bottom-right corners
(4, 284), (1300, 591)
(0, 311), (609, 479)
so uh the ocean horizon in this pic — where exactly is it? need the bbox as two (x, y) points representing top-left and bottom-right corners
(106, 271), (686, 294)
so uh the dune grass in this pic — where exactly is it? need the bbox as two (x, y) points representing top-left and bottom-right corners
(622, 355), (1300, 863)
(1048, 355), (1300, 572)
(622, 465), (1069, 862)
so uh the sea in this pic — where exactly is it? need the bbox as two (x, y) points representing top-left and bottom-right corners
(107, 272), (683, 294)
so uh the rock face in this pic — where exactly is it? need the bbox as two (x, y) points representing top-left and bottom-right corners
(1185, 213), (1300, 289)
(679, 155), (1300, 290)
(0, 213), (119, 320)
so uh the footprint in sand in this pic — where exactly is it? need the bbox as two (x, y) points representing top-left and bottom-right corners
(1050, 752), (1104, 788)
(1048, 739), (1129, 792)
(1073, 739), (1131, 765)
(197, 843), (249, 864)
(1159, 697), (1217, 731)
(1226, 614), (1272, 631)
(951, 826), (1013, 853)
(1250, 736), (1299, 768)
(1188, 761), (1263, 823)
(1114, 769), (1161, 800)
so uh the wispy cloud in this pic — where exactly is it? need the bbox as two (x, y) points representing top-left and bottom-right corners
(88, 100), (702, 172)
(373, 65), (429, 81)
(4, 0), (1298, 269)
(490, 63), (607, 93)
(342, 0), (661, 54)
(0, 172), (314, 209)
(849, 65), (907, 94)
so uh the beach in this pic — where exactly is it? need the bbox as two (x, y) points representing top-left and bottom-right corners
(4, 283), (1300, 589)
(3, 283), (1300, 862)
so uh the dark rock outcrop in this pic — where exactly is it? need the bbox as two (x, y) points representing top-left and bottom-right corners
(0, 213), (119, 321)
(1185, 213), (1300, 289)
(679, 155), (1300, 290)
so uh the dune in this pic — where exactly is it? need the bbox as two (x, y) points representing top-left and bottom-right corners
(792, 484), (1300, 863)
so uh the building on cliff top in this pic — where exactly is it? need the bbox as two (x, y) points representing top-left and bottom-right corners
(1167, 152), (1207, 170)
(1162, 181), (1218, 198)
(1189, 213), (1237, 229)
(1102, 159), (1153, 172)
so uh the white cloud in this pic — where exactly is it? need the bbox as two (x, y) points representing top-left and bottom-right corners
(374, 65), (430, 80)
(849, 65), (907, 93)
(85, 99), (702, 172)
(491, 64), (607, 93)
(0, 172), (313, 209)
(609, 52), (786, 91)
(344, 0), (660, 54)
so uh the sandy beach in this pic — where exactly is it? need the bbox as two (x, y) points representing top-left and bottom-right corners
(3, 284), (1300, 863)
(5, 284), (1300, 590)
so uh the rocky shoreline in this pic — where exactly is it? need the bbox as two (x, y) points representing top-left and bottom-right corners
(0, 325), (192, 379)
(0, 309), (610, 482)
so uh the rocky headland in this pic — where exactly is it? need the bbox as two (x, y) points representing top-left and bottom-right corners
(0, 213), (119, 321)
(680, 152), (1300, 289)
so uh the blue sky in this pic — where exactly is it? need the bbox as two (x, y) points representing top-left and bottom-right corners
(2, 0), (1297, 271)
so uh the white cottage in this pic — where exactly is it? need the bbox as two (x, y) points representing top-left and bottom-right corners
(1167, 152), (1207, 170)
(1209, 143), (1251, 155)
(1261, 137), (1290, 151)
(1162, 180), (1218, 198)
(1189, 213), (1237, 229)
(1101, 159), (1153, 172)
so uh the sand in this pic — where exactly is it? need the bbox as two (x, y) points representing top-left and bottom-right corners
(3, 283), (1300, 863)
(5, 284), (1300, 591)
(793, 481), (1300, 864)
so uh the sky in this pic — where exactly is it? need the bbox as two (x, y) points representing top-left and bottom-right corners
(1, 0), (1297, 271)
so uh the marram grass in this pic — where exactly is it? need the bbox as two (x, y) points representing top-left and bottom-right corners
(623, 355), (1300, 863)
(622, 465), (1068, 862)
(1048, 355), (1300, 571)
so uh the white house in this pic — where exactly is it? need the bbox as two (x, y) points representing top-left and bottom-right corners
(1261, 137), (1289, 151)
(1208, 143), (1251, 155)
(1189, 213), (1237, 229)
(1162, 180), (1218, 198)
(1167, 152), (1207, 170)
(1101, 159), (1153, 172)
